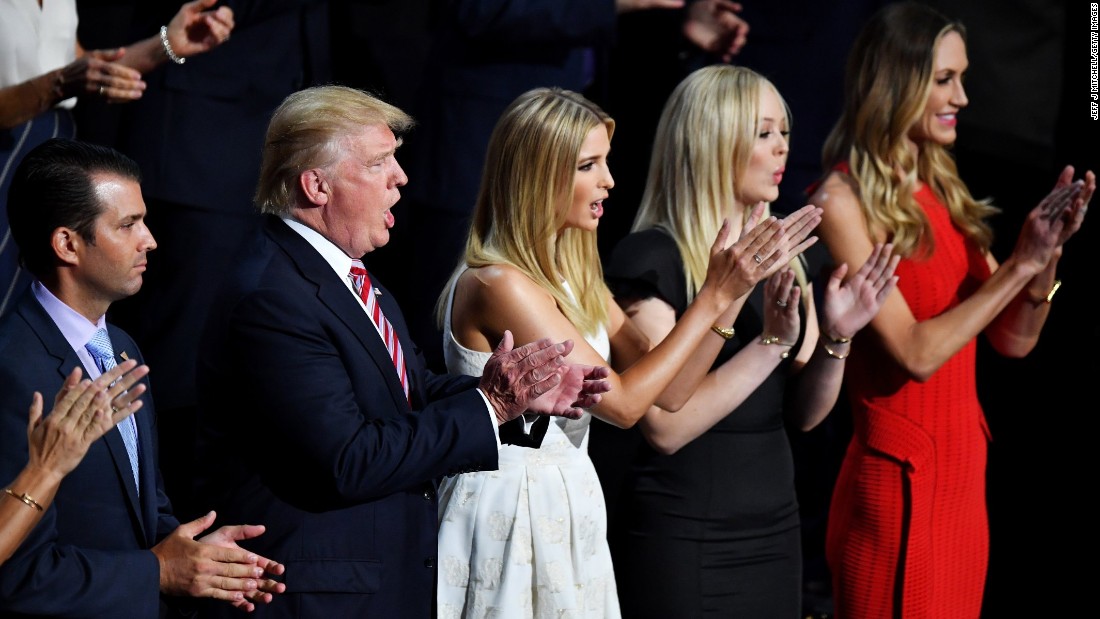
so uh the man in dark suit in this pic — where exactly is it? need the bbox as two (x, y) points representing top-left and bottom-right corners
(0, 138), (285, 618)
(194, 85), (610, 618)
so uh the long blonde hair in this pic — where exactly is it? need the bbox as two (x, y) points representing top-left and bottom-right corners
(437, 87), (615, 336)
(633, 64), (807, 303)
(821, 1), (997, 258)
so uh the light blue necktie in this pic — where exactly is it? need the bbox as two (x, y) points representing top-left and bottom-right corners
(85, 328), (140, 494)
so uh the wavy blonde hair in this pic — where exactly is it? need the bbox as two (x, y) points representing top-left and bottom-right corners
(633, 64), (807, 303)
(437, 88), (615, 336)
(821, 1), (997, 258)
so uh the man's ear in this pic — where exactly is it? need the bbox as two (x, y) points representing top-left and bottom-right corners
(299, 169), (330, 207)
(51, 227), (82, 267)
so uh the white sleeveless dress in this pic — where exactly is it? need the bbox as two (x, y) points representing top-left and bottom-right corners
(437, 272), (620, 619)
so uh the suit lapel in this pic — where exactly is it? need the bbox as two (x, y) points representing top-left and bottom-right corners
(108, 330), (157, 545)
(265, 218), (411, 411)
(18, 293), (150, 545)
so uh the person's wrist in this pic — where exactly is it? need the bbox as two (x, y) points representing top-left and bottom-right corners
(159, 26), (186, 64)
(822, 330), (852, 345)
(20, 460), (67, 489)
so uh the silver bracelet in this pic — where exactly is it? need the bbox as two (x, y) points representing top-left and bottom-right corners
(159, 26), (186, 65)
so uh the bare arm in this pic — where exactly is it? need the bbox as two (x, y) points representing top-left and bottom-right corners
(784, 244), (899, 430)
(625, 292), (784, 454)
(984, 166), (1093, 355)
(452, 215), (815, 428)
(644, 204), (823, 410)
(812, 169), (1088, 381)
(0, 0), (233, 130)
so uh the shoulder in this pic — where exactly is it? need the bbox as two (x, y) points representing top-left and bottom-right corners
(610, 228), (677, 260)
(809, 170), (861, 209)
(810, 170), (867, 231)
(607, 228), (685, 308)
(458, 263), (553, 308)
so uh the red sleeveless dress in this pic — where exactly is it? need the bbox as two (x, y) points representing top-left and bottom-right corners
(825, 168), (993, 618)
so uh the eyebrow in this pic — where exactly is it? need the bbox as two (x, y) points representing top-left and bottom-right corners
(373, 137), (404, 162)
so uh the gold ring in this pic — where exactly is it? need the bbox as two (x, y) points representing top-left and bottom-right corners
(752, 254), (762, 264)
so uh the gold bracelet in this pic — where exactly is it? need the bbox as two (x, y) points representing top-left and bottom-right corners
(821, 341), (850, 360)
(1043, 279), (1062, 304)
(711, 325), (736, 340)
(823, 332), (852, 344)
(4, 488), (44, 512)
(759, 334), (793, 359)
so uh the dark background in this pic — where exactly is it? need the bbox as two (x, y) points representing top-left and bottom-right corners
(70, 1), (1096, 615)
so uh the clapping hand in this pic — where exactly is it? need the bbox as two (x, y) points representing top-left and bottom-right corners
(154, 511), (285, 612)
(702, 203), (822, 307)
(762, 268), (802, 347)
(480, 331), (612, 424)
(820, 243), (899, 341)
(1012, 168), (1091, 275)
(27, 360), (149, 480)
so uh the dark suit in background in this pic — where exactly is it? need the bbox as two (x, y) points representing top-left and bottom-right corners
(0, 290), (174, 619)
(108, 0), (331, 520)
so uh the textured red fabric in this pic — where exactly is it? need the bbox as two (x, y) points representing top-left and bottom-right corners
(825, 172), (993, 619)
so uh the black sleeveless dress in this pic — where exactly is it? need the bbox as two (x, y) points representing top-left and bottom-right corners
(592, 228), (804, 618)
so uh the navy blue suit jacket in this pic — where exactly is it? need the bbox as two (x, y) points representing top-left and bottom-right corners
(0, 290), (177, 618)
(194, 217), (499, 618)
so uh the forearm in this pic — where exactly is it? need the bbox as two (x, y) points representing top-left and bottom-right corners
(0, 75), (62, 130)
(985, 257), (1059, 356)
(886, 256), (1035, 381)
(640, 337), (783, 454)
(786, 338), (848, 431)
(598, 288), (727, 426)
(118, 34), (172, 75)
(656, 293), (748, 409)
(0, 465), (62, 564)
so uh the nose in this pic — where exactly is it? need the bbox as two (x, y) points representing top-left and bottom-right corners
(776, 132), (790, 156)
(392, 159), (408, 188)
(602, 164), (615, 190)
(952, 78), (968, 109)
(142, 225), (157, 252)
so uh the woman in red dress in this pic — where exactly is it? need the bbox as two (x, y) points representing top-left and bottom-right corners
(808, 3), (1094, 617)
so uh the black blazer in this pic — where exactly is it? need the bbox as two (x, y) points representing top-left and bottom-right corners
(194, 217), (499, 618)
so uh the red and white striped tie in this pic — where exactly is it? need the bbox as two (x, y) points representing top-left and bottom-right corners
(349, 260), (410, 402)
